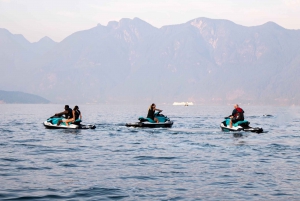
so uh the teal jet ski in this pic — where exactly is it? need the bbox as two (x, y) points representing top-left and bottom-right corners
(220, 118), (263, 133)
(43, 115), (96, 129)
(126, 111), (173, 128)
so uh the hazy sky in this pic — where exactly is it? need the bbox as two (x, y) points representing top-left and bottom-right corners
(1, 0), (300, 42)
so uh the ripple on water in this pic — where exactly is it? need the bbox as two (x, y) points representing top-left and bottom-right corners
(1, 105), (300, 200)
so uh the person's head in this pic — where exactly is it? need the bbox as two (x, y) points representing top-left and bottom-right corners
(149, 103), (156, 110)
(234, 104), (239, 109)
(64, 105), (69, 110)
(74, 105), (79, 110)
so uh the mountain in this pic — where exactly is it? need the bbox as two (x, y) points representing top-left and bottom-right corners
(32, 36), (57, 56)
(0, 90), (50, 104)
(0, 28), (57, 92)
(0, 17), (300, 105)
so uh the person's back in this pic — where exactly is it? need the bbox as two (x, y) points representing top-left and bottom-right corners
(75, 110), (81, 120)
(147, 107), (155, 120)
(66, 108), (73, 119)
(74, 106), (82, 125)
(233, 107), (244, 121)
(74, 106), (81, 121)
(229, 104), (244, 128)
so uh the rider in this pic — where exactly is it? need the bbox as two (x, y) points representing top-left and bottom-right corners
(74, 105), (82, 122)
(66, 105), (82, 125)
(229, 104), (244, 128)
(147, 103), (162, 123)
(55, 105), (73, 126)
(65, 105), (82, 126)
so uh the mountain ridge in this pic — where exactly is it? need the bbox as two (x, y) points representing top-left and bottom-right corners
(1, 17), (300, 105)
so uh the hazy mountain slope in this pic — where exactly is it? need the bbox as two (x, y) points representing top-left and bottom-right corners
(32, 36), (57, 56)
(0, 28), (33, 91)
(0, 90), (50, 104)
(0, 29), (28, 67)
(0, 18), (300, 105)
(186, 18), (300, 104)
(27, 18), (159, 102)
(113, 18), (300, 104)
(0, 28), (57, 91)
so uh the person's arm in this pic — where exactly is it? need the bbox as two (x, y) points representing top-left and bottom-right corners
(155, 108), (163, 112)
(55, 110), (67, 116)
(229, 109), (235, 118)
(80, 113), (82, 120)
(72, 110), (75, 120)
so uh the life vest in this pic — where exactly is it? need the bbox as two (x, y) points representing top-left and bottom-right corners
(74, 110), (81, 120)
(235, 108), (244, 120)
(147, 108), (155, 120)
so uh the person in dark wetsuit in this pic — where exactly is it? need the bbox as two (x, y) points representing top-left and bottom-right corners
(55, 105), (73, 126)
(229, 104), (244, 128)
(147, 103), (162, 123)
(65, 105), (82, 126)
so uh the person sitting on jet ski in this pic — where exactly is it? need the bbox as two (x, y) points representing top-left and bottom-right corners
(147, 103), (162, 123)
(73, 105), (82, 124)
(64, 105), (82, 126)
(55, 105), (73, 126)
(229, 104), (244, 128)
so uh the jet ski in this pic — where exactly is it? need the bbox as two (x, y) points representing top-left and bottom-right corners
(126, 111), (173, 128)
(220, 118), (263, 133)
(43, 115), (96, 129)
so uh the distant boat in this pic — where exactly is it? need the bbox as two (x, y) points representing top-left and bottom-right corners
(173, 102), (194, 106)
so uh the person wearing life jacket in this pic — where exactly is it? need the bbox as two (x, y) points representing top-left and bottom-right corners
(73, 105), (82, 123)
(229, 104), (244, 128)
(55, 105), (73, 126)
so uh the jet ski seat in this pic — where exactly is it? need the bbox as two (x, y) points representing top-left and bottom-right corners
(47, 117), (81, 125)
(48, 117), (63, 125)
(139, 117), (155, 123)
(225, 119), (249, 127)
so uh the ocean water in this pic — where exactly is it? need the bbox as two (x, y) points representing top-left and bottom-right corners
(0, 104), (300, 200)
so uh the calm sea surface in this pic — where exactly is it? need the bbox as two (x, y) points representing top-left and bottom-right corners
(1, 104), (300, 200)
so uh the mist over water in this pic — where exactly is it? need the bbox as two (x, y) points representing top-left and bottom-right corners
(1, 104), (300, 200)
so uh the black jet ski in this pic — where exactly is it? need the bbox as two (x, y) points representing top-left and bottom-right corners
(126, 111), (173, 128)
(220, 118), (263, 133)
(43, 115), (96, 129)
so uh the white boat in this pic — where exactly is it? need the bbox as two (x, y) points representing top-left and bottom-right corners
(173, 102), (194, 106)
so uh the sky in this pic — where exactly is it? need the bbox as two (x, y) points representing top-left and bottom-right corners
(1, 0), (300, 42)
